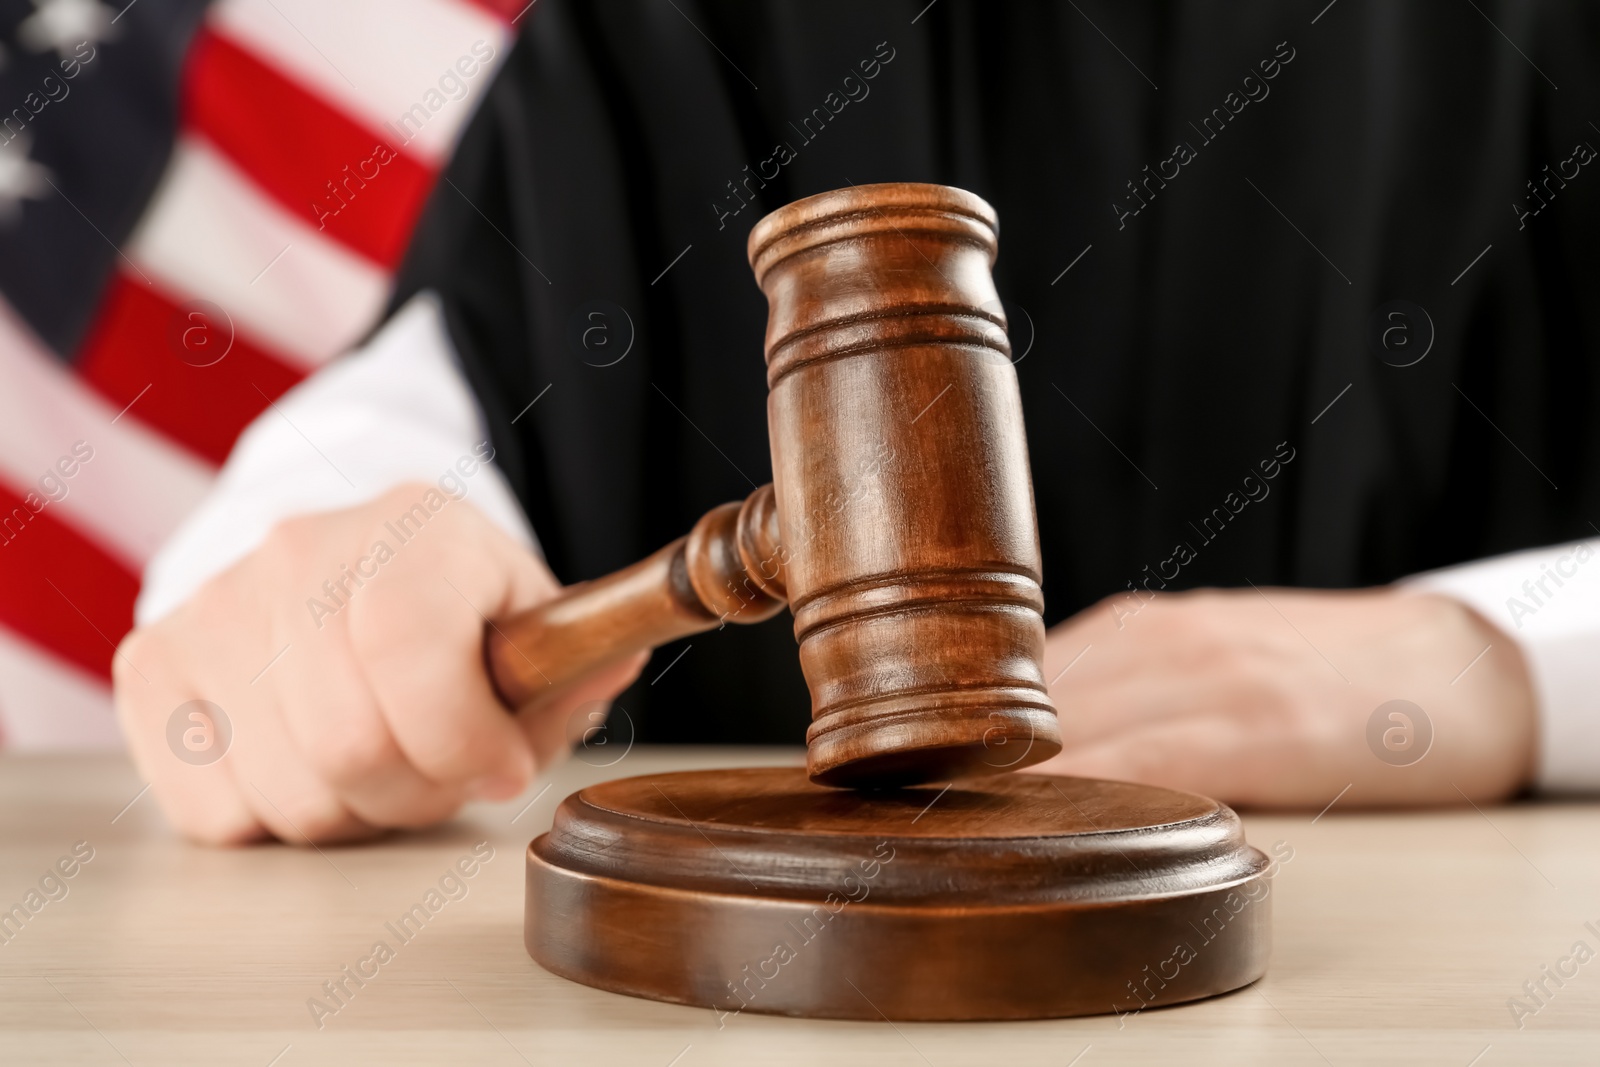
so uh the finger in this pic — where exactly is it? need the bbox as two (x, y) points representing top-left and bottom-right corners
(347, 494), (554, 796)
(251, 499), (475, 827)
(274, 612), (469, 829)
(175, 514), (378, 844)
(1049, 662), (1264, 748)
(180, 619), (373, 844)
(1038, 709), (1345, 807)
(223, 689), (377, 845)
(113, 627), (264, 845)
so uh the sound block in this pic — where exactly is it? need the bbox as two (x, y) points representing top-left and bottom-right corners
(525, 767), (1273, 1021)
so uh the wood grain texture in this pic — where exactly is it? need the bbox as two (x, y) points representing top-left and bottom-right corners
(752, 184), (1058, 786)
(486, 183), (1061, 787)
(527, 768), (1271, 1020)
(486, 485), (786, 707)
(3, 750), (1599, 1065)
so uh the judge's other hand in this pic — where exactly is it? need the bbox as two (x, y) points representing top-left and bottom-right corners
(114, 484), (643, 845)
(1033, 587), (1536, 807)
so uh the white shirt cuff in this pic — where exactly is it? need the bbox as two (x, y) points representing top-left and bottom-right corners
(136, 292), (535, 626)
(1404, 539), (1600, 793)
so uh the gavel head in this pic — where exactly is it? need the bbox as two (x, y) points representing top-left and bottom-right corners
(747, 182), (1063, 788)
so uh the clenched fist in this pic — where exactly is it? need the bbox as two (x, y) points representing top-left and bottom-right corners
(114, 484), (642, 845)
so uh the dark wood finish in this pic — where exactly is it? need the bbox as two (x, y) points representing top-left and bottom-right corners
(487, 182), (1061, 786)
(526, 768), (1275, 1020)
(515, 185), (1273, 1019)
(487, 485), (786, 705)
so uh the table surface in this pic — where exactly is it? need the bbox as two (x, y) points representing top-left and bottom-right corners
(1, 747), (1596, 1066)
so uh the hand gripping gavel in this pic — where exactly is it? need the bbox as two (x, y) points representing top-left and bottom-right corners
(485, 182), (1061, 787)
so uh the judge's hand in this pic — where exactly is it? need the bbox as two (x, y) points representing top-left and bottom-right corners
(1033, 587), (1537, 807)
(113, 484), (643, 845)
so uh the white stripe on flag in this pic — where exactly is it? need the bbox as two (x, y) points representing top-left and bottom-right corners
(0, 626), (120, 750)
(0, 297), (215, 569)
(208, 0), (509, 164)
(128, 137), (390, 371)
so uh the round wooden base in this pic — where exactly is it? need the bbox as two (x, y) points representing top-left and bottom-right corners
(525, 768), (1274, 1021)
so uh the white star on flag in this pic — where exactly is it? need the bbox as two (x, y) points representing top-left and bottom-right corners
(17, 0), (120, 61)
(0, 133), (53, 223)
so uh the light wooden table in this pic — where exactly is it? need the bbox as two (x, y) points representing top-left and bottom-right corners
(1, 747), (1596, 1066)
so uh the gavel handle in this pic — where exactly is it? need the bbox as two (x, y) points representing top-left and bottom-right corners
(485, 484), (787, 711)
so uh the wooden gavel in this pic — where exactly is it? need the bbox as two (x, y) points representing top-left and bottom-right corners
(486, 182), (1061, 787)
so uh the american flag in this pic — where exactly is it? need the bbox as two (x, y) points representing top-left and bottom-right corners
(0, 0), (525, 748)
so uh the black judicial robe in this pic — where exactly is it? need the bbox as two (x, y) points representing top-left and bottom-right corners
(389, 1), (1600, 746)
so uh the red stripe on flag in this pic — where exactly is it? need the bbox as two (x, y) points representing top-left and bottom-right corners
(0, 479), (140, 681)
(184, 29), (438, 268)
(76, 274), (306, 466)
(463, 0), (532, 23)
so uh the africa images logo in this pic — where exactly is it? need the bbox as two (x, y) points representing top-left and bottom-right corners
(165, 700), (231, 765)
